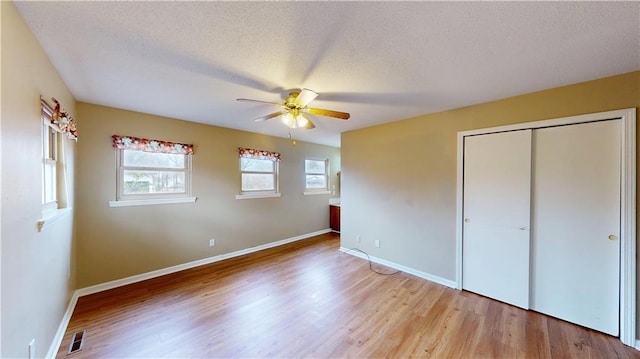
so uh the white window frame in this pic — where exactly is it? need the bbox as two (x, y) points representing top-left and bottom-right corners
(236, 157), (281, 200)
(109, 149), (196, 207)
(38, 100), (72, 232)
(303, 157), (331, 195)
(42, 107), (58, 214)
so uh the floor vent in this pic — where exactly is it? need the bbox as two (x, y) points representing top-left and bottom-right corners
(67, 330), (85, 354)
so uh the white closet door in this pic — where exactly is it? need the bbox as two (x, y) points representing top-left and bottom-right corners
(531, 120), (621, 336)
(463, 130), (532, 309)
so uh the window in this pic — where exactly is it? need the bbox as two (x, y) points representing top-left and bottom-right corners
(42, 109), (58, 213)
(38, 97), (75, 232)
(117, 150), (191, 198)
(240, 157), (277, 192)
(110, 135), (195, 207)
(237, 147), (281, 199)
(304, 158), (330, 195)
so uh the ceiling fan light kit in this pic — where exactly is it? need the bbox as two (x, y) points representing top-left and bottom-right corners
(237, 88), (350, 131)
(281, 111), (310, 129)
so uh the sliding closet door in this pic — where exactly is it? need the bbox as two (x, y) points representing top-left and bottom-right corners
(462, 130), (532, 309)
(530, 120), (621, 336)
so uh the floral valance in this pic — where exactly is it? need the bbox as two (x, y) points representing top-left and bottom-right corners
(42, 97), (78, 140)
(112, 135), (194, 155)
(238, 147), (281, 161)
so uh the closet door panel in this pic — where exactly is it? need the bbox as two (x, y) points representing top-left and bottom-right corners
(462, 130), (532, 309)
(530, 120), (621, 336)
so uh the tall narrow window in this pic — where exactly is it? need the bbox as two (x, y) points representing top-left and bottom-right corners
(237, 148), (281, 199)
(304, 158), (330, 194)
(38, 97), (75, 231)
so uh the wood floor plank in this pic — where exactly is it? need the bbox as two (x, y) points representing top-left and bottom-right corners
(57, 233), (639, 358)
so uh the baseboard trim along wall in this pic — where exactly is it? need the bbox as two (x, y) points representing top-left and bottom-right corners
(46, 229), (331, 359)
(46, 291), (80, 359)
(339, 247), (457, 289)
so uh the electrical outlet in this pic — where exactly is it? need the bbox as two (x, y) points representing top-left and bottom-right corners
(375, 240), (380, 248)
(356, 235), (361, 243)
(28, 339), (35, 359)
(209, 239), (216, 247)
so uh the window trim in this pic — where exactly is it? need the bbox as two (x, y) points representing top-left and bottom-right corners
(109, 197), (197, 208)
(37, 207), (73, 232)
(303, 157), (330, 195)
(112, 148), (194, 205)
(235, 192), (282, 200)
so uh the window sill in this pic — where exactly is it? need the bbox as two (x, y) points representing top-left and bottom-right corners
(235, 193), (281, 200)
(303, 190), (331, 196)
(37, 207), (72, 232)
(109, 197), (197, 208)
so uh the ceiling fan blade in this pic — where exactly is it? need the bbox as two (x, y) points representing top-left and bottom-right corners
(300, 113), (315, 129)
(306, 107), (350, 120)
(237, 98), (282, 106)
(254, 111), (285, 122)
(295, 88), (318, 107)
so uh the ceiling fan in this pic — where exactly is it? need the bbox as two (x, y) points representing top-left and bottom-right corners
(237, 88), (350, 129)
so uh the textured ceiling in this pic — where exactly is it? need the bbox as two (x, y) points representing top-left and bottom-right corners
(14, 1), (640, 147)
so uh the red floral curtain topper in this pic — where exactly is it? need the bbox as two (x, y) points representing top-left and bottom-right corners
(112, 135), (194, 155)
(50, 98), (78, 140)
(238, 147), (281, 161)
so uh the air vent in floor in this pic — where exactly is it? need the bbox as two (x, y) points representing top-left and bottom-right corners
(67, 330), (85, 354)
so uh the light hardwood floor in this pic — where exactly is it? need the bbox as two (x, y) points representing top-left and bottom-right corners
(57, 233), (639, 358)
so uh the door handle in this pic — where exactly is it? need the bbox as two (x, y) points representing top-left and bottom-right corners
(608, 235), (618, 241)
(464, 218), (470, 223)
(518, 226), (527, 230)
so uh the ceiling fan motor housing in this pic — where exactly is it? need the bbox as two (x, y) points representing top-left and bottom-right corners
(284, 91), (301, 109)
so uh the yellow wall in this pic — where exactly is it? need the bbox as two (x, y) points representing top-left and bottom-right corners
(341, 70), (640, 331)
(75, 103), (340, 287)
(1, 2), (77, 357)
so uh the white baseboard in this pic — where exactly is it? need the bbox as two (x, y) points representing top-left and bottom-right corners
(46, 229), (330, 359)
(46, 291), (79, 359)
(77, 229), (330, 297)
(339, 246), (457, 289)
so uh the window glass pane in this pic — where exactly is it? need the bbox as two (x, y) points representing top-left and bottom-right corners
(305, 159), (326, 174)
(123, 170), (185, 194)
(241, 173), (275, 191)
(44, 162), (56, 203)
(241, 158), (274, 172)
(306, 175), (327, 189)
(123, 150), (185, 168)
(46, 127), (56, 160)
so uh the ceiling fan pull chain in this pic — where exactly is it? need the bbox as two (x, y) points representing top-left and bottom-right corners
(288, 131), (297, 146)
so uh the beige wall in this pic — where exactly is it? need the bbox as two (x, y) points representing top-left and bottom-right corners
(75, 103), (340, 287)
(3, 0), (637, 352)
(341, 70), (640, 331)
(1, 2), (77, 357)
